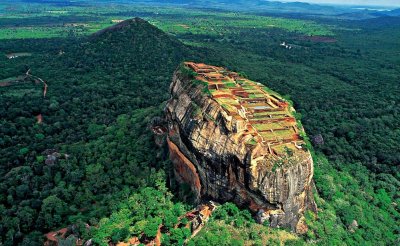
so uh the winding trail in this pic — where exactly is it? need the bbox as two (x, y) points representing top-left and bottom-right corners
(26, 69), (48, 98)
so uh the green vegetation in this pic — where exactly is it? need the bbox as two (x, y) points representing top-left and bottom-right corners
(0, 26), (81, 39)
(246, 138), (258, 146)
(180, 63), (198, 78)
(0, 2), (333, 40)
(191, 102), (202, 117)
(91, 185), (188, 245)
(0, 18), (196, 245)
(190, 78), (211, 96)
(223, 82), (236, 88)
(150, 10), (333, 38)
(189, 203), (302, 245)
(306, 153), (400, 245)
(0, 1), (399, 245)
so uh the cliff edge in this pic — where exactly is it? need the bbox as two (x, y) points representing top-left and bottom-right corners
(165, 62), (316, 232)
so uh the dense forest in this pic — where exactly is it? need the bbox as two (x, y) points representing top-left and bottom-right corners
(0, 18), (200, 244)
(0, 3), (399, 246)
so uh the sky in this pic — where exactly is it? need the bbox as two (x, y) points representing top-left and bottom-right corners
(279, 0), (400, 7)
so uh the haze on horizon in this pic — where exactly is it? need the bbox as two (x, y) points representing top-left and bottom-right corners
(277, 0), (400, 7)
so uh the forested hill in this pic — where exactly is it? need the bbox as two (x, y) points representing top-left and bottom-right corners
(86, 17), (193, 73)
(0, 18), (203, 244)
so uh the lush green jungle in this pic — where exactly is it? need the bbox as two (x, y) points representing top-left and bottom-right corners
(0, 0), (399, 245)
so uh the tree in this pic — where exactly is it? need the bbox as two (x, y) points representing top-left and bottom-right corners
(38, 195), (67, 230)
(143, 217), (161, 239)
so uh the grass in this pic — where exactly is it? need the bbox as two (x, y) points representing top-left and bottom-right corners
(254, 123), (283, 131)
(224, 82), (236, 88)
(259, 132), (277, 141)
(220, 103), (237, 113)
(216, 98), (240, 109)
(246, 138), (258, 145)
(249, 93), (264, 99)
(273, 129), (294, 139)
(272, 144), (297, 156)
(254, 111), (287, 117)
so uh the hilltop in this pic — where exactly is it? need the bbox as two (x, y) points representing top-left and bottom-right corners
(166, 62), (316, 231)
(76, 17), (192, 74)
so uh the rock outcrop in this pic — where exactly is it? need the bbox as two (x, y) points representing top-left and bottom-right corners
(165, 62), (316, 231)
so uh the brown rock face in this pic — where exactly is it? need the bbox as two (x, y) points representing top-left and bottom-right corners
(165, 62), (316, 231)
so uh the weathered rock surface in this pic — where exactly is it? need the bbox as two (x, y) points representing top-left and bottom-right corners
(165, 63), (316, 231)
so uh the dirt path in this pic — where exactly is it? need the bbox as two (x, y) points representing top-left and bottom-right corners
(0, 70), (47, 96)
(0, 82), (10, 87)
(36, 114), (43, 124)
(26, 69), (48, 98)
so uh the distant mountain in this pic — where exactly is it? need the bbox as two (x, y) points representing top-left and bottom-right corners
(355, 15), (400, 29)
(113, 0), (351, 15)
(151, 0), (399, 18)
(335, 10), (383, 20)
(21, 0), (394, 18)
(334, 7), (400, 20)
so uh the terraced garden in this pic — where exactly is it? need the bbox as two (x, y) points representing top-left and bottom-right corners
(186, 62), (305, 156)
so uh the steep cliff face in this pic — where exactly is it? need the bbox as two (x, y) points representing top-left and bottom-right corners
(165, 62), (316, 231)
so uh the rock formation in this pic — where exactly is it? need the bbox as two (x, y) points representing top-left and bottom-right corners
(165, 62), (316, 231)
